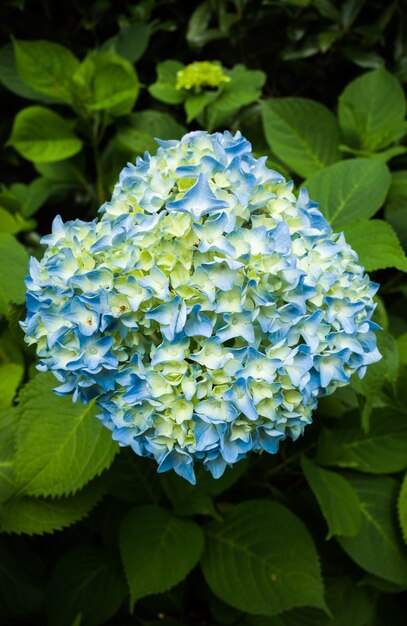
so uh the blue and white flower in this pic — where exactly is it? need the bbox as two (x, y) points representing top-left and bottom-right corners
(22, 130), (381, 484)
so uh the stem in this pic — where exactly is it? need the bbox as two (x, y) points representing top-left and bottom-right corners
(91, 113), (106, 208)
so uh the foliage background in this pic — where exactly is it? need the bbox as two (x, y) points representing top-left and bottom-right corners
(1, 1), (407, 625)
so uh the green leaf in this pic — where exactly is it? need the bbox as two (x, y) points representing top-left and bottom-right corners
(149, 60), (185, 104)
(245, 576), (374, 626)
(103, 23), (151, 62)
(14, 372), (118, 497)
(0, 408), (17, 504)
(201, 499), (326, 616)
(161, 462), (246, 518)
(303, 158), (391, 229)
(261, 98), (341, 178)
(343, 219), (407, 272)
(0, 44), (57, 102)
(0, 206), (34, 235)
(0, 364), (23, 409)
(385, 170), (407, 250)
(120, 505), (204, 608)
(207, 66), (266, 131)
(13, 39), (79, 102)
(317, 409), (407, 474)
(185, 92), (209, 122)
(338, 67), (407, 152)
(117, 109), (186, 155)
(16, 177), (56, 218)
(301, 456), (362, 538)
(338, 475), (407, 586)
(0, 233), (29, 316)
(9, 106), (83, 163)
(398, 473), (407, 544)
(72, 51), (139, 116)
(0, 538), (44, 616)
(0, 482), (105, 535)
(45, 546), (127, 626)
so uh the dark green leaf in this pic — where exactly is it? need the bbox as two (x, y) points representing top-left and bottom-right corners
(385, 170), (407, 250)
(46, 546), (127, 626)
(398, 472), (407, 544)
(104, 23), (151, 62)
(338, 475), (407, 586)
(301, 456), (362, 538)
(317, 409), (407, 474)
(201, 499), (326, 616)
(120, 505), (204, 608)
(0, 538), (44, 616)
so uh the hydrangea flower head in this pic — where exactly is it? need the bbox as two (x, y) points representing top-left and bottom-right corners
(22, 131), (381, 484)
(176, 61), (230, 90)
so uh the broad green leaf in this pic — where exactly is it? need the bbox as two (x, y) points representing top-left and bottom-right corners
(13, 39), (79, 102)
(244, 577), (374, 626)
(0, 408), (17, 504)
(117, 109), (186, 155)
(0, 364), (23, 409)
(45, 546), (127, 626)
(301, 456), (361, 538)
(0, 44), (56, 102)
(14, 177), (55, 218)
(344, 219), (407, 272)
(149, 60), (185, 104)
(201, 499), (326, 616)
(9, 106), (83, 163)
(261, 98), (341, 177)
(338, 67), (407, 152)
(103, 23), (151, 62)
(14, 373), (118, 497)
(207, 66), (266, 131)
(0, 233), (29, 316)
(338, 475), (407, 586)
(385, 170), (407, 250)
(0, 207), (33, 235)
(317, 409), (407, 474)
(0, 538), (44, 616)
(398, 473), (407, 544)
(303, 159), (391, 229)
(120, 505), (204, 608)
(73, 50), (139, 116)
(0, 482), (105, 535)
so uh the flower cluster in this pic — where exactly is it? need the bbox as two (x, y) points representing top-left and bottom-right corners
(176, 61), (230, 91)
(22, 130), (381, 483)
